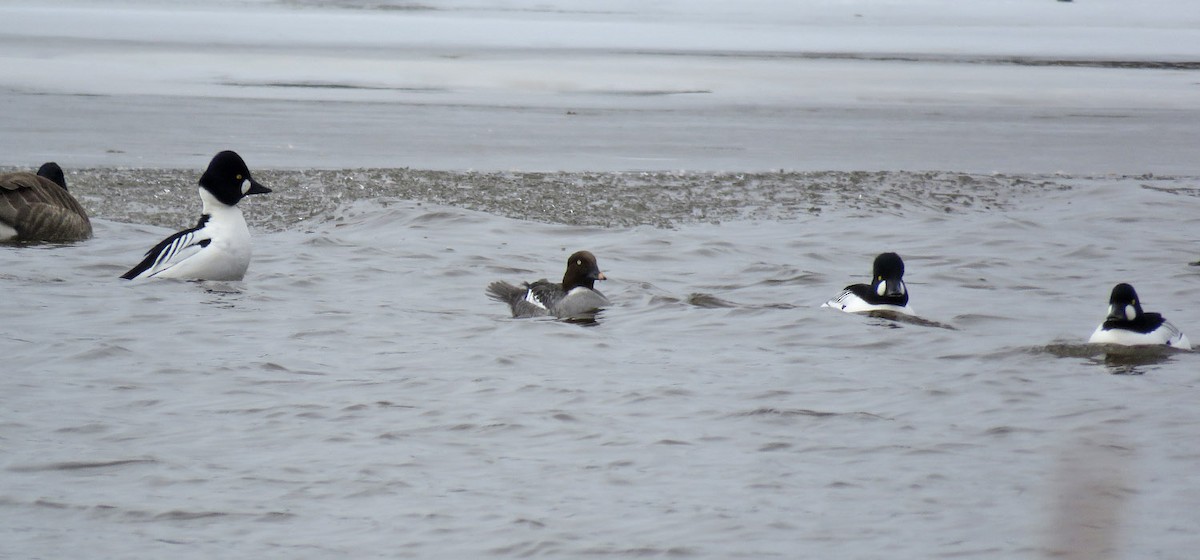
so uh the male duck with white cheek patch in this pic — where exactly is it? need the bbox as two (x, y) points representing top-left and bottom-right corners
(1089, 283), (1190, 349)
(824, 252), (915, 315)
(121, 150), (271, 281)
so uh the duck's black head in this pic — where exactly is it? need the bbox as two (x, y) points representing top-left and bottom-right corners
(1106, 283), (1144, 322)
(199, 150), (271, 207)
(870, 252), (907, 298)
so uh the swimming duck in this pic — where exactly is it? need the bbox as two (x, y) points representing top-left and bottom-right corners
(487, 250), (610, 318)
(824, 252), (914, 315)
(1088, 283), (1190, 349)
(121, 151), (271, 281)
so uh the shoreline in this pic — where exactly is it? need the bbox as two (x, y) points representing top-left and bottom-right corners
(0, 166), (1141, 230)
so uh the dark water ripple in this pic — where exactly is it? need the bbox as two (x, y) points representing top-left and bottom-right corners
(8, 459), (159, 473)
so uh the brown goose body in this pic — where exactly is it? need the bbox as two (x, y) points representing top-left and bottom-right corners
(0, 165), (92, 242)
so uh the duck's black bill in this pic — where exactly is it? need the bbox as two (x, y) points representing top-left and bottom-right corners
(247, 179), (271, 195)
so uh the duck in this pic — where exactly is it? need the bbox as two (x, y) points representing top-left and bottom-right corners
(823, 252), (915, 315)
(1088, 283), (1190, 349)
(120, 151), (271, 281)
(0, 162), (93, 242)
(487, 250), (610, 318)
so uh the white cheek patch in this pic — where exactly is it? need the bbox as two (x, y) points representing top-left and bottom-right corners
(898, 281), (907, 295)
(876, 282), (886, 297)
(1125, 304), (1136, 321)
(241, 179), (251, 194)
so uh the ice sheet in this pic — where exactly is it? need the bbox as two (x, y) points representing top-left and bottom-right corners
(1, 0), (1197, 171)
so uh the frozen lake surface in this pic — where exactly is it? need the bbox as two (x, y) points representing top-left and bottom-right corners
(1, 0), (1199, 172)
(3, 1), (1200, 559)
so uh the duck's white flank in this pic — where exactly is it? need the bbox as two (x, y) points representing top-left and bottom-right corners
(133, 188), (254, 281)
(824, 290), (916, 316)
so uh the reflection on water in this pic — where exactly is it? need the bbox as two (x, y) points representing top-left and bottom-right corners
(858, 310), (958, 330)
(1039, 342), (1185, 375)
(1097, 352), (1165, 375)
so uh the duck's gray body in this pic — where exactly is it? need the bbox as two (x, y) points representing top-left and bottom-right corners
(487, 250), (609, 319)
(487, 280), (610, 319)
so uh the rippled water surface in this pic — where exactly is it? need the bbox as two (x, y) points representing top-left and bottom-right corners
(4, 0), (1200, 557)
(4, 169), (1199, 558)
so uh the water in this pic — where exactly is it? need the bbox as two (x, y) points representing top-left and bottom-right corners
(3, 169), (1199, 558)
(4, 0), (1200, 557)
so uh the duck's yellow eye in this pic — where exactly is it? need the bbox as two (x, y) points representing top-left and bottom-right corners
(576, 260), (582, 265)
(236, 174), (243, 180)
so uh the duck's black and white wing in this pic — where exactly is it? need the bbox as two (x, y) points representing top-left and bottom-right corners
(1158, 318), (1191, 349)
(120, 217), (213, 280)
(487, 279), (554, 318)
(823, 284), (870, 312)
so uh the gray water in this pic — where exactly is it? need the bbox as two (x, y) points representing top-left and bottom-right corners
(4, 0), (1200, 557)
(3, 169), (1199, 558)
